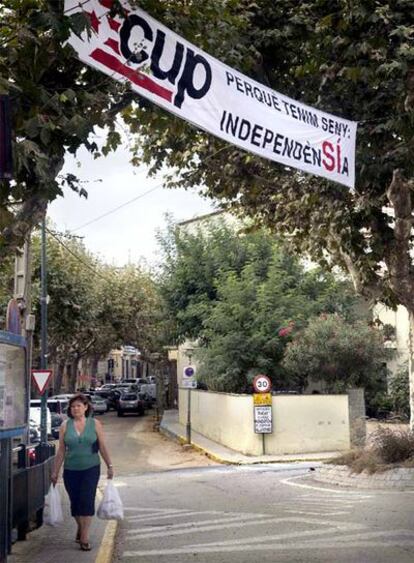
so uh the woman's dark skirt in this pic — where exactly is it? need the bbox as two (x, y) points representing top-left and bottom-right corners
(63, 465), (100, 517)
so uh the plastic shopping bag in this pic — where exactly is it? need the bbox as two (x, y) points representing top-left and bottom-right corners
(97, 481), (124, 521)
(43, 485), (64, 526)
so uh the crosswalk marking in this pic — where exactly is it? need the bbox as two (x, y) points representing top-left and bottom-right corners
(126, 510), (218, 523)
(126, 515), (284, 540)
(126, 513), (266, 535)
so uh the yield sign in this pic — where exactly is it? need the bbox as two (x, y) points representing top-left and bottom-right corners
(31, 370), (52, 395)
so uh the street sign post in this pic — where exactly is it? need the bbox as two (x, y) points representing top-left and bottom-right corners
(252, 376), (273, 453)
(253, 374), (272, 394)
(182, 365), (196, 388)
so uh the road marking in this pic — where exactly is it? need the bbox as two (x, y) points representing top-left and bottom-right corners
(126, 513), (271, 535)
(283, 510), (349, 516)
(186, 520), (364, 549)
(124, 507), (194, 513)
(126, 515), (282, 540)
(122, 538), (414, 557)
(280, 474), (375, 494)
(126, 510), (222, 523)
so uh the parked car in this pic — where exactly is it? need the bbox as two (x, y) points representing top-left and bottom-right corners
(90, 395), (107, 415)
(29, 402), (52, 437)
(50, 412), (64, 439)
(117, 392), (145, 416)
(97, 383), (118, 391)
(47, 398), (69, 416)
(107, 389), (122, 410)
(29, 419), (40, 443)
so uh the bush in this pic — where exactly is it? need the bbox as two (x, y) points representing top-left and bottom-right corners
(389, 364), (410, 419)
(371, 427), (414, 464)
(329, 427), (414, 472)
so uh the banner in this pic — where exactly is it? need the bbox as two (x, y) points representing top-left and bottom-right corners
(64, 0), (357, 188)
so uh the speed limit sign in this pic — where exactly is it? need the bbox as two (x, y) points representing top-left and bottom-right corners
(253, 374), (272, 393)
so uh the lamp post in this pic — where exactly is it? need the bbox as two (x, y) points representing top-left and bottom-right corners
(40, 215), (48, 445)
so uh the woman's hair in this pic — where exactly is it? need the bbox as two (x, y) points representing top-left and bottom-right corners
(67, 393), (93, 418)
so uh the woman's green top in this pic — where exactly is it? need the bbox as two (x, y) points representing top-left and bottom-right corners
(64, 417), (100, 470)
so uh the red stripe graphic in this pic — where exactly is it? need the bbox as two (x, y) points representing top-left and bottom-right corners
(107, 16), (121, 32)
(104, 38), (120, 55)
(90, 48), (173, 102)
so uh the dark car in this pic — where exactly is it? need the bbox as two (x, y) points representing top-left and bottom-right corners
(50, 412), (64, 439)
(108, 389), (122, 410)
(117, 392), (145, 417)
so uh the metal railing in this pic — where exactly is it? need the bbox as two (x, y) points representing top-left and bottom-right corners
(0, 440), (55, 563)
(12, 442), (55, 540)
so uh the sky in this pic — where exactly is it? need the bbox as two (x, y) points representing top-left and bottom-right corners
(48, 140), (216, 266)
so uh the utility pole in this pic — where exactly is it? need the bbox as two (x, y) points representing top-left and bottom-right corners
(40, 216), (48, 444)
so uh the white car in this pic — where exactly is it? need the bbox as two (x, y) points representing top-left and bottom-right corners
(29, 402), (52, 437)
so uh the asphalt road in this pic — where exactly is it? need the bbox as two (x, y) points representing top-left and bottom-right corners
(100, 409), (216, 475)
(113, 465), (414, 563)
(101, 411), (414, 562)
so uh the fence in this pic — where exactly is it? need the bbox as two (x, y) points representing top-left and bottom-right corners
(0, 440), (55, 563)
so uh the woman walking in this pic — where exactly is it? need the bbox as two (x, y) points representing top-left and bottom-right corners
(52, 393), (114, 551)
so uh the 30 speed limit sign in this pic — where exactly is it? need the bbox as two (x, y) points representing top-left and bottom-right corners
(253, 374), (272, 393)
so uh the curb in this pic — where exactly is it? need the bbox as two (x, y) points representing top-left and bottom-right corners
(94, 485), (119, 563)
(95, 521), (118, 563)
(314, 464), (414, 490)
(159, 424), (335, 466)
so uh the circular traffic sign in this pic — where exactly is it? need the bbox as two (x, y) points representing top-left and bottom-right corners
(184, 366), (195, 377)
(253, 374), (272, 393)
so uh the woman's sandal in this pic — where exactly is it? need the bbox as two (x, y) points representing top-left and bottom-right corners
(80, 542), (91, 551)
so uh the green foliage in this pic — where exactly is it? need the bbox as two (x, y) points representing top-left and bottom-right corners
(282, 314), (388, 392)
(0, 0), (126, 255)
(30, 229), (161, 389)
(122, 1), (414, 319)
(389, 363), (410, 418)
(0, 255), (14, 329)
(159, 219), (366, 392)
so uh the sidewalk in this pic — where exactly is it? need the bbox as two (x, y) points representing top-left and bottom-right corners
(160, 409), (340, 464)
(9, 481), (116, 563)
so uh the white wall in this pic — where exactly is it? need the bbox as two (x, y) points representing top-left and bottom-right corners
(179, 389), (350, 456)
(374, 303), (408, 377)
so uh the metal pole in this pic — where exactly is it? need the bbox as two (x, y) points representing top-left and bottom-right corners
(186, 389), (191, 444)
(40, 216), (48, 444)
(0, 438), (11, 563)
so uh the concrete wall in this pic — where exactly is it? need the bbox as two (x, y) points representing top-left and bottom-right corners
(179, 389), (351, 456)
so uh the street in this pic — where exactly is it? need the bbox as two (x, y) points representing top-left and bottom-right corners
(101, 410), (217, 475)
(102, 412), (414, 563)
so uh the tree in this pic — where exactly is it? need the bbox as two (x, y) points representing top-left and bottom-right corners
(282, 314), (388, 396)
(157, 217), (274, 342)
(0, 255), (13, 329)
(0, 0), (134, 256)
(159, 219), (366, 392)
(121, 2), (414, 426)
(30, 229), (161, 391)
(0, 0), (249, 256)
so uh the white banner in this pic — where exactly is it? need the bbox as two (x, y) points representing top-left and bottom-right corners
(64, 0), (357, 188)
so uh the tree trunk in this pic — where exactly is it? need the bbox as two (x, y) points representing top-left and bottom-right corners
(408, 311), (414, 430)
(53, 358), (65, 394)
(67, 357), (80, 392)
(91, 354), (100, 378)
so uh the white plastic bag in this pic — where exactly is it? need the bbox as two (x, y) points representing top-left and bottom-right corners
(97, 481), (124, 521)
(43, 485), (64, 526)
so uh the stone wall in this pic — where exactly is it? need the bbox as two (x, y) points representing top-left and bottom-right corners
(347, 388), (366, 447)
